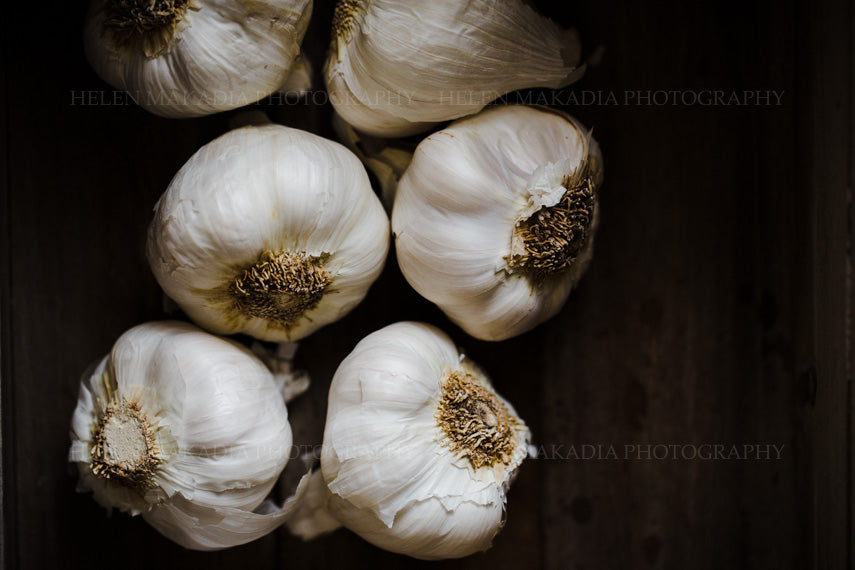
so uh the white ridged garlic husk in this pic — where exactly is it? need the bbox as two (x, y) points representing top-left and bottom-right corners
(325, 0), (583, 137)
(84, 0), (313, 117)
(392, 105), (603, 341)
(289, 321), (530, 560)
(68, 321), (294, 550)
(147, 123), (390, 343)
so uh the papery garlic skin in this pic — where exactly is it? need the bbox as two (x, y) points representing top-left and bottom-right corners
(392, 105), (603, 341)
(84, 0), (313, 118)
(68, 321), (293, 550)
(325, 0), (583, 137)
(147, 124), (390, 342)
(318, 321), (530, 560)
(332, 111), (414, 208)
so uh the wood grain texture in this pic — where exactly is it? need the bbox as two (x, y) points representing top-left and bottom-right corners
(0, 4), (10, 566)
(0, 0), (849, 569)
(539, 0), (813, 568)
(802, 0), (854, 567)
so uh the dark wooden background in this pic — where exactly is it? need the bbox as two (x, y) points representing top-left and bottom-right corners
(1, 0), (851, 568)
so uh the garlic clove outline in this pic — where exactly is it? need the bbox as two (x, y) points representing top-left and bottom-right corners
(288, 321), (531, 560)
(84, 0), (314, 117)
(392, 105), (603, 341)
(324, 0), (584, 137)
(69, 320), (297, 550)
(146, 123), (390, 343)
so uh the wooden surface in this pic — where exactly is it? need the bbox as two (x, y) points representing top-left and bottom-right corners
(1, 0), (850, 568)
(803, 0), (854, 568)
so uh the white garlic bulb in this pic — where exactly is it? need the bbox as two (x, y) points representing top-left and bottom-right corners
(298, 321), (530, 560)
(68, 321), (294, 550)
(84, 0), (313, 118)
(147, 123), (390, 342)
(325, 0), (583, 137)
(392, 105), (603, 341)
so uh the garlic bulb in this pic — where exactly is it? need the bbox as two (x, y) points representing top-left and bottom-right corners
(302, 321), (530, 560)
(392, 105), (603, 341)
(68, 321), (294, 550)
(147, 123), (390, 342)
(84, 0), (313, 117)
(325, 0), (583, 137)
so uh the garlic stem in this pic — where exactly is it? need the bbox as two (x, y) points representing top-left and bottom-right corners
(277, 55), (314, 95)
(332, 112), (414, 208)
(251, 341), (311, 404)
(227, 110), (275, 130)
(279, 371), (310, 404)
(285, 470), (343, 539)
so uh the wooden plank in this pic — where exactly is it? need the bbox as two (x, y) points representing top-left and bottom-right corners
(541, 0), (809, 568)
(802, 0), (853, 567)
(0, 4), (12, 568)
